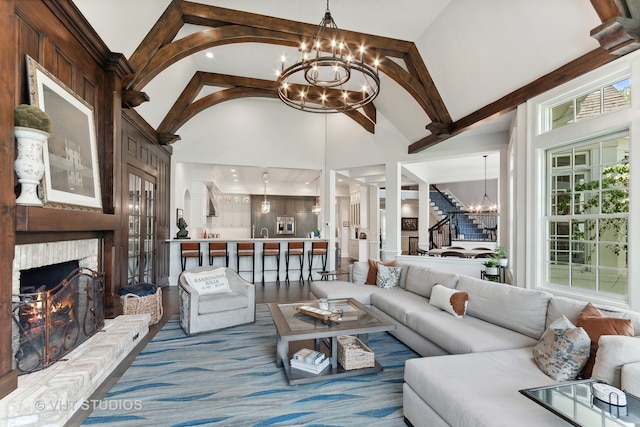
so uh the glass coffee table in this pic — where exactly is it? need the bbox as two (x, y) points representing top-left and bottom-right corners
(520, 379), (640, 426)
(267, 298), (396, 385)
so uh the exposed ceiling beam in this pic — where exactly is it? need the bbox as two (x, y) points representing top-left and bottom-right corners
(408, 48), (616, 153)
(409, 0), (640, 154)
(122, 1), (448, 136)
(124, 0), (640, 154)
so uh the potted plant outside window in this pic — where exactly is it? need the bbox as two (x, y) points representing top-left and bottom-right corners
(483, 260), (499, 276)
(494, 246), (508, 267)
(14, 104), (53, 206)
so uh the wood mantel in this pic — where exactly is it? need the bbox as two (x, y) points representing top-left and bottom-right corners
(15, 206), (120, 232)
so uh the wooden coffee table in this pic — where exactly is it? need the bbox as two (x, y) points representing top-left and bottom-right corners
(267, 298), (396, 385)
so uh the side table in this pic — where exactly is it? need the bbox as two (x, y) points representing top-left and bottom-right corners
(318, 270), (349, 281)
(520, 379), (640, 426)
(481, 265), (506, 283)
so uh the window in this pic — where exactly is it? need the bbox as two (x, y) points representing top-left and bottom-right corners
(545, 135), (629, 297)
(547, 78), (630, 131)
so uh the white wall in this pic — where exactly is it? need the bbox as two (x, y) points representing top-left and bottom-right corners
(171, 96), (510, 260)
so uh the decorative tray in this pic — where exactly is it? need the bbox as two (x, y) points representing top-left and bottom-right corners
(294, 304), (340, 323)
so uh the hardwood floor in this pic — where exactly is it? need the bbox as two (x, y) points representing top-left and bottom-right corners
(68, 258), (353, 425)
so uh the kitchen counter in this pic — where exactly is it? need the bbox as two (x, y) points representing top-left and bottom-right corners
(165, 237), (330, 285)
(166, 237), (326, 242)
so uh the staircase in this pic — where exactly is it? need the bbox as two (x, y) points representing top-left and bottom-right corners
(429, 189), (488, 242)
(429, 190), (461, 221)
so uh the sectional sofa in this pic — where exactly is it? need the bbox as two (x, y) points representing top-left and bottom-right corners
(310, 261), (640, 427)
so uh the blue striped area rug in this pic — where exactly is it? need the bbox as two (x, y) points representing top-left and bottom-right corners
(82, 304), (418, 427)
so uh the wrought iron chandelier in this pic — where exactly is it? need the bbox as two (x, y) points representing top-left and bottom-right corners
(276, 0), (381, 113)
(471, 155), (498, 213)
(261, 171), (270, 214)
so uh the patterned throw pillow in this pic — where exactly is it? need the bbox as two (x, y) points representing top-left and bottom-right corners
(366, 259), (396, 285)
(533, 316), (591, 381)
(376, 264), (402, 289)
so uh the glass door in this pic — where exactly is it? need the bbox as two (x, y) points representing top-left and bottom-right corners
(127, 168), (156, 285)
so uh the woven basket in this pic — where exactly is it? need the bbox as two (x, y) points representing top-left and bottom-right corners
(337, 335), (375, 370)
(120, 287), (163, 325)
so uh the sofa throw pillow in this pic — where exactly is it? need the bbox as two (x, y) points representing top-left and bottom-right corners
(351, 261), (369, 284)
(533, 316), (591, 381)
(376, 264), (402, 289)
(591, 335), (640, 388)
(576, 303), (634, 378)
(366, 259), (396, 285)
(429, 284), (468, 318)
(183, 268), (231, 295)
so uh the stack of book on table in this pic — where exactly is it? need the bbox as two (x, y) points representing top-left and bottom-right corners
(290, 348), (331, 374)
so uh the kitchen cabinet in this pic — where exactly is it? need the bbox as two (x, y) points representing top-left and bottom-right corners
(349, 187), (368, 227)
(210, 194), (251, 227)
(349, 239), (369, 261)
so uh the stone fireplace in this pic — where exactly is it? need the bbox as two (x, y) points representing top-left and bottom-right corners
(13, 264), (105, 374)
(1, 239), (150, 427)
(11, 239), (101, 371)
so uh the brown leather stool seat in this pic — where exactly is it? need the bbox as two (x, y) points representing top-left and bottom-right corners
(307, 241), (328, 282)
(180, 242), (202, 271)
(236, 242), (255, 283)
(208, 242), (229, 267)
(285, 241), (304, 285)
(261, 241), (281, 284)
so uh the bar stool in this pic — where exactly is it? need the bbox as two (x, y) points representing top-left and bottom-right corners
(236, 242), (255, 283)
(180, 242), (202, 271)
(285, 241), (304, 285)
(261, 241), (281, 285)
(208, 242), (229, 267)
(307, 241), (328, 282)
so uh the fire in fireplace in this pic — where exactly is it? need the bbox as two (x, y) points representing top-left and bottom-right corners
(12, 267), (105, 374)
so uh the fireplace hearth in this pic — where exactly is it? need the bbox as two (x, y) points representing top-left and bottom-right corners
(12, 268), (105, 374)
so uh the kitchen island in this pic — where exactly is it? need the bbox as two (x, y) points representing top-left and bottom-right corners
(165, 237), (330, 285)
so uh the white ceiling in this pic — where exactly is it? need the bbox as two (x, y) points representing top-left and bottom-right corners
(73, 0), (602, 192)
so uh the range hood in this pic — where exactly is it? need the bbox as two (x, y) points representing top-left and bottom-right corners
(207, 186), (218, 217)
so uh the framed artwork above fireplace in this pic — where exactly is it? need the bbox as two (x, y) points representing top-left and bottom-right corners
(26, 55), (102, 212)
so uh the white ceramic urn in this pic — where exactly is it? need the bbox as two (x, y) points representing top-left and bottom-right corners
(14, 126), (49, 206)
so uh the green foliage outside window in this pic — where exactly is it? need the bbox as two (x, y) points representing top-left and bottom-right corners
(557, 163), (628, 259)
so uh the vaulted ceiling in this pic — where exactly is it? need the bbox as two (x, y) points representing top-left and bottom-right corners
(74, 0), (640, 156)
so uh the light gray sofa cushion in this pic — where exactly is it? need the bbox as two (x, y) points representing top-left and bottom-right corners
(456, 276), (552, 339)
(404, 348), (564, 427)
(309, 281), (379, 305)
(406, 310), (538, 354)
(198, 292), (248, 314)
(546, 296), (640, 334)
(404, 266), (459, 299)
(370, 289), (439, 324)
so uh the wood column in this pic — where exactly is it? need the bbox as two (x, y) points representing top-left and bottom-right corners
(0, 0), (18, 399)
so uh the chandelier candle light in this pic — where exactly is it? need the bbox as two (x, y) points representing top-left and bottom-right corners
(471, 155), (498, 213)
(276, 0), (381, 113)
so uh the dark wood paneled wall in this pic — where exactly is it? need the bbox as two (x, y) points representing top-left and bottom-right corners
(120, 110), (172, 289)
(0, 1), (172, 398)
(0, 0), (17, 403)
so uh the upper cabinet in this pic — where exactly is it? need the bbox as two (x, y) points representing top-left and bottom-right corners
(209, 194), (252, 227)
(350, 186), (369, 227)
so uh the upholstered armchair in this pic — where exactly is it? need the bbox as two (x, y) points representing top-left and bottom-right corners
(179, 266), (255, 335)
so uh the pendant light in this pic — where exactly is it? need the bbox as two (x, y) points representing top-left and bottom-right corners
(261, 171), (270, 214)
(471, 155), (498, 213)
(312, 176), (321, 215)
